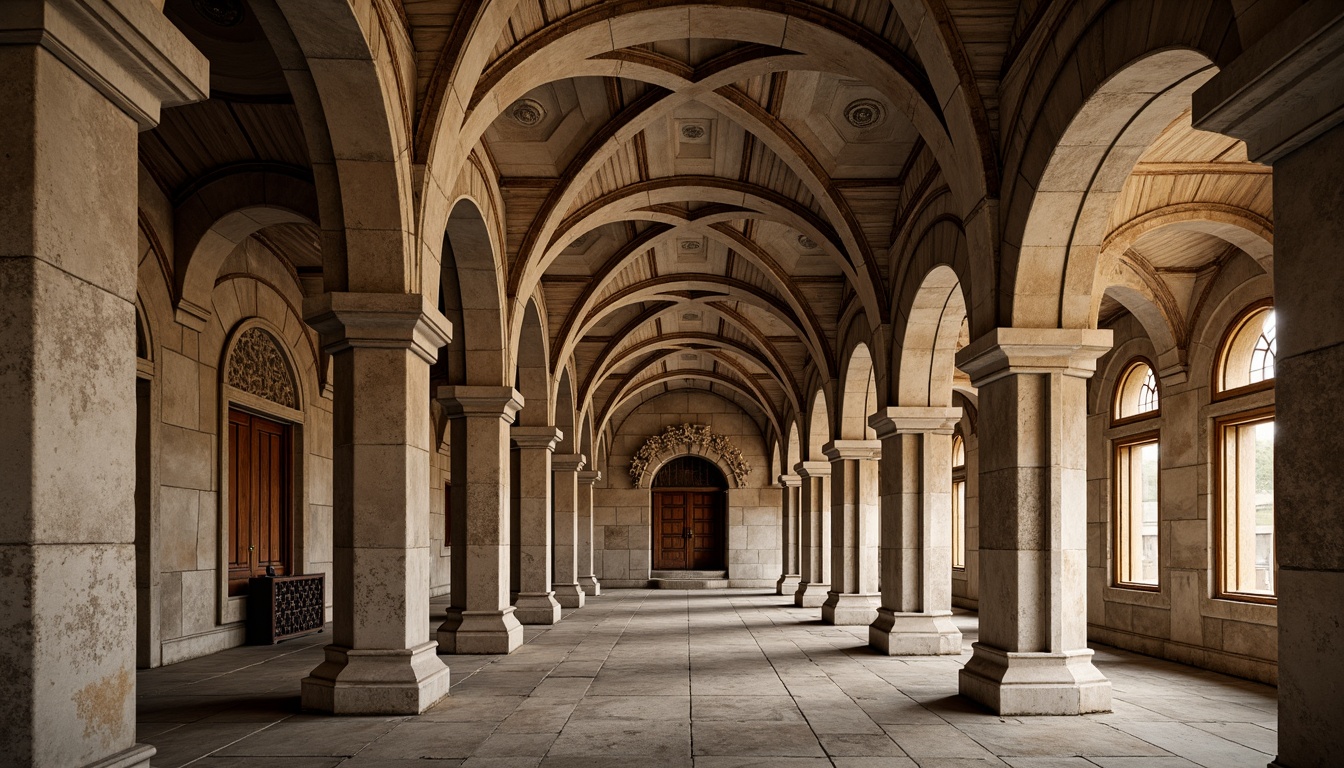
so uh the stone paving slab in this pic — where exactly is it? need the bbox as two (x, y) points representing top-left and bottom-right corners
(135, 589), (1277, 767)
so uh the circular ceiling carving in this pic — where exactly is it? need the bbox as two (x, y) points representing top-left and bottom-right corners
(844, 99), (885, 129)
(510, 98), (547, 127)
(191, 0), (244, 26)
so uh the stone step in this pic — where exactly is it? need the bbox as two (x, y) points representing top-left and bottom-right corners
(651, 570), (727, 580)
(652, 578), (731, 590)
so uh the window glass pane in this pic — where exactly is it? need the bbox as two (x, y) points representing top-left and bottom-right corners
(1219, 306), (1276, 392)
(1220, 417), (1275, 597)
(951, 479), (966, 570)
(1115, 439), (1160, 587)
(1115, 362), (1159, 419)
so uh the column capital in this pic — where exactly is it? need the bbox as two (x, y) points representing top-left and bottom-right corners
(553, 453), (587, 473)
(437, 386), (523, 423)
(305, 292), (453, 364)
(577, 470), (601, 485)
(822, 439), (882, 462)
(512, 426), (561, 451)
(794, 460), (831, 478)
(955, 328), (1112, 388)
(1193, 2), (1344, 163)
(0, 0), (209, 129)
(777, 474), (802, 488)
(868, 407), (961, 439)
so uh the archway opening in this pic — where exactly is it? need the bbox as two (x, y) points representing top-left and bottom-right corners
(650, 456), (728, 572)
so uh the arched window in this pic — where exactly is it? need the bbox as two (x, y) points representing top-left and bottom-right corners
(951, 434), (966, 571)
(1113, 359), (1159, 422)
(1216, 303), (1276, 395)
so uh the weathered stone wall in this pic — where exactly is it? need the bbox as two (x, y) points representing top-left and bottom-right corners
(1083, 254), (1277, 683)
(136, 181), (334, 666)
(595, 390), (782, 588)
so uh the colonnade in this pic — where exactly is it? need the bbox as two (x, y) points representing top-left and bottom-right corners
(4, 3), (1344, 768)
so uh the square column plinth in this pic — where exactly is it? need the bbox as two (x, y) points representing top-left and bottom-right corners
(867, 407), (964, 656)
(302, 293), (454, 714)
(953, 328), (1114, 716)
(792, 461), (831, 608)
(437, 386), (526, 655)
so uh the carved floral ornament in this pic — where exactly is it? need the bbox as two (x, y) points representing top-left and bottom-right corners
(629, 424), (751, 488)
(227, 327), (298, 409)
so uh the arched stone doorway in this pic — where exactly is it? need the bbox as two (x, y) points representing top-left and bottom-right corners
(650, 456), (728, 571)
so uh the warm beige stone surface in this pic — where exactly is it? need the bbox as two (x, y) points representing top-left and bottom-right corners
(793, 461), (832, 608)
(511, 426), (562, 625)
(552, 454), (587, 608)
(822, 440), (882, 626)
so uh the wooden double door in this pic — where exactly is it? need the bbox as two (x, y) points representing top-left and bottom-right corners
(228, 409), (291, 595)
(653, 489), (725, 570)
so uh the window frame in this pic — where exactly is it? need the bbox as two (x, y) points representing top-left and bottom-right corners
(951, 433), (967, 572)
(1111, 430), (1162, 592)
(1212, 299), (1276, 402)
(1111, 357), (1161, 427)
(1213, 405), (1278, 605)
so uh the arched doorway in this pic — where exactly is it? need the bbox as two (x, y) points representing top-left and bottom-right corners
(651, 456), (727, 571)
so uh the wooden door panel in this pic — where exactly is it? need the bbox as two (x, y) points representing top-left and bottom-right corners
(653, 489), (724, 571)
(690, 492), (723, 570)
(227, 409), (290, 595)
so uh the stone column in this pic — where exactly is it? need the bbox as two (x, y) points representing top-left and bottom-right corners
(577, 470), (602, 596)
(1195, 9), (1344, 764)
(868, 407), (963, 655)
(775, 474), (802, 595)
(510, 426), (562, 625)
(822, 441), (882, 625)
(793, 461), (831, 607)
(436, 387), (525, 654)
(0, 4), (204, 765)
(301, 294), (453, 714)
(954, 328), (1112, 715)
(552, 454), (587, 608)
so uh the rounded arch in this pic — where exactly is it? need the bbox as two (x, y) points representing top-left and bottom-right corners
(805, 385), (832, 461)
(440, 197), (508, 386)
(514, 295), (552, 426)
(1004, 26), (1231, 330)
(219, 317), (305, 414)
(836, 341), (878, 441)
(893, 263), (970, 409)
(171, 169), (318, 329)
(629, 424), (750, 490)
(555, 365), (577, 455)
(783, 419), (801, 480)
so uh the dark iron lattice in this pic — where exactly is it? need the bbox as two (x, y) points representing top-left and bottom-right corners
(247, 573), (324, 644)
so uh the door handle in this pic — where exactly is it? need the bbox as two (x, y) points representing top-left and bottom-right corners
(682, 527), (693, 539)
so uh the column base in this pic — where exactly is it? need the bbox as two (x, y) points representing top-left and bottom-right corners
(513, 592), (562, 625)
(868, 608), (962, 655)
(958, 643), (1112, 715)
(776, 573), (801, 595)
(86, 743), (156, 768)
(579, 574), (601, 596)
(821, 591), (879, 625)
(793, 581), (829, 607)
(554, 583), (586, 608)
(438, 607), (524, 654)
(301, 641), (450, 715)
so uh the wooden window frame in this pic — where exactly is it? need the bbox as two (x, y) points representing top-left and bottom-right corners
(1111, 357), (1161, 427)
(951, 434), (967, 571)
(1212, 299), (1276, 402)
(1213, 405), (1278, 605)
(1112, 430), (1162, 592)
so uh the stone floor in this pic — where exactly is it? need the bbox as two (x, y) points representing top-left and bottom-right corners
(137, 590), (1279, 768)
